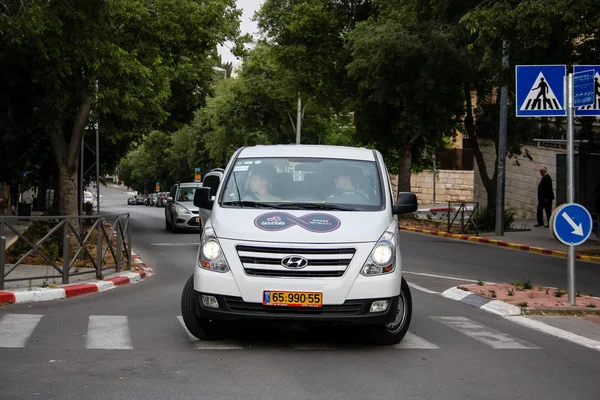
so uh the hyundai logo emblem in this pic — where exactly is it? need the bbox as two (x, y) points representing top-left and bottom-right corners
(281, 256), (309, 269)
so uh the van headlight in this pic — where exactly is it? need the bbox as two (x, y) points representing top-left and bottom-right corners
(361, 231), (396, 276)
(198, 227), (230, 272)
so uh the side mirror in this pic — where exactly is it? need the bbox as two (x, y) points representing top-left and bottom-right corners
(392, 192), (418, 215)
(167, 196), (173, 202)
(194, 187), (213, 209)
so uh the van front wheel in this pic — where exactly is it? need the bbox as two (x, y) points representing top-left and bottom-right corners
(370, 277), (412, 345)
(180, 275), (226, 340)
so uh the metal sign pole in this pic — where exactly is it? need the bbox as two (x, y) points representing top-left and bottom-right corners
(432, 152), (436, 204)
(566, 72), (575, 305)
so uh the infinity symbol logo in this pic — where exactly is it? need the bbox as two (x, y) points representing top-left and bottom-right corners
(254, 212), (341, 233)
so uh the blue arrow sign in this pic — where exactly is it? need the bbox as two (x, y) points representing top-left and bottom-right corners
(551, 203), (593, 246)
(516, 65), (566, 117)
(574, 65), (600, 116)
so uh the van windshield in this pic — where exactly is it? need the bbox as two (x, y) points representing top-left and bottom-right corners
(220, 157), (384, 211)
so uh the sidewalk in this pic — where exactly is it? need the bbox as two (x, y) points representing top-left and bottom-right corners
(1, 211), (43, 249)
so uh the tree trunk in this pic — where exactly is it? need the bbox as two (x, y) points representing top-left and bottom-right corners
(464, 83), (497, 210)
(397, 146), (412, 193)
(48, 95), (93, 216)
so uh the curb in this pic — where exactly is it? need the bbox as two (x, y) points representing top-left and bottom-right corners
(441, 286), (600, 317)
(441, 286), (522, 316)
(400, 226), (600, 263)
(0, 251), (154, 306)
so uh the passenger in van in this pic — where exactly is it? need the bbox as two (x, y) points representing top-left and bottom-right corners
(243, 164), (282, 202)
(327, 166), (370, 203)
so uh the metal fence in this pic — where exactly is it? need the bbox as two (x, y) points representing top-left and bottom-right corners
(446, 202), (480, 235)
(0, 213), (131, 290)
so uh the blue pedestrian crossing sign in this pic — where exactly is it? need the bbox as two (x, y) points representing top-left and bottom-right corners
(550, 203), (593, 246)
(574, 65), (600, 117)
(516, 65), (566, 117)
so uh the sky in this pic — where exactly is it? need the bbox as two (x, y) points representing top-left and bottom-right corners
(218, 0), (263, 66)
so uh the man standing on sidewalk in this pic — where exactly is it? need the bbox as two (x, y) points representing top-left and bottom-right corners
(535, 167), (554, 227)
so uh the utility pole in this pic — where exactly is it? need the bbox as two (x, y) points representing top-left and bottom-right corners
(566, 71), (575, 304)
(495, 39), (509, 236)
(95, 81), (100, 215)
(296, 92), (302, 144)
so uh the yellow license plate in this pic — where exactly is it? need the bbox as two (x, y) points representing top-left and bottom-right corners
(263, 291), (322, 307)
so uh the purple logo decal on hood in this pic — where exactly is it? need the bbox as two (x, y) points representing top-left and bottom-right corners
(254, 212), (341, 233)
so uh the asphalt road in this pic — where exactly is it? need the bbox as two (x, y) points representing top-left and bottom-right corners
(0, 185), (598, 400)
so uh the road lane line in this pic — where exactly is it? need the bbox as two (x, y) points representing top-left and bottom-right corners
(506, 316), (600, 351)
(86, 316), (133, 350)
(431, 316), (539, 349)
(407, 282), (439, 294)
(176, 316), (242, 350)
(403, 271), (482, 283)
(0, 314), (43, 348)
(394, 332), (440, 349)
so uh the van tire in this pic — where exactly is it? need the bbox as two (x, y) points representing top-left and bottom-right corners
(370, 277), (412, 346)
(181, 275), (226, 340)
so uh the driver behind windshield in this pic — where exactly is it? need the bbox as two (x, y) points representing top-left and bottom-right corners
(326, 165), (370, 204)
(243, 164), (282, 202)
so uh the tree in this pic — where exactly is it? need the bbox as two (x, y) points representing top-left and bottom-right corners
(346, 0), (466, 192)
(461, 0), (600, 209)
(0, 0), (242, 216)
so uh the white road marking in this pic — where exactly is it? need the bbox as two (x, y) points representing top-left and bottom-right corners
(407, 282), (439, 294)
(0, 314), (43, 348)
(403, 271), (482, 283)
(431, 316), (539, 349)
(86, 316), (133, 350)
(506, 316), (600, 351)
(176, 316), (242, 350)
(394, 332), (440, 349)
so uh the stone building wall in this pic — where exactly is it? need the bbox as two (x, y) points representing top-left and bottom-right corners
(473, 140), (562, 219)
(390, 170), (475, 205)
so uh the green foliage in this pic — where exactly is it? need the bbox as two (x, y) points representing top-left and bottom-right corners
(0, 0), (244, 214)
(8, 220), (61, 261)
(472, 206), (516, 231)
(346, 1), (466, 189)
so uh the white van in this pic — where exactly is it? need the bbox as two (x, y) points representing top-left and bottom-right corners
(180, 145), (418, 345)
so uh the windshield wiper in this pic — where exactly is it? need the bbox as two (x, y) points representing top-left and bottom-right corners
(222, 201), (284, 209)
(275, 202), (353, 211)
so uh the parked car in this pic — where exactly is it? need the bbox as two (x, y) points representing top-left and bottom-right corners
(128, 195), (136, 205)
(165, 182), (203, 232)
(155, 192), (169, 207)
(180, 145), (418, 345)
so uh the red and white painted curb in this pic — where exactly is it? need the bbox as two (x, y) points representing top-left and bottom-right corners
(0, 251), (154, 305)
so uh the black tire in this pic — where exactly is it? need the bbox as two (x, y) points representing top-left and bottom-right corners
(171, 213), (179, 233)
(180, 275), (226, 340)
(370, 277), (412, 345)
(165, 213), (171, 230)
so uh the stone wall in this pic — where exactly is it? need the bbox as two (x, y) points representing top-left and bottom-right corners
(390, 170), (475, 205)
(473, 140), (562, 219)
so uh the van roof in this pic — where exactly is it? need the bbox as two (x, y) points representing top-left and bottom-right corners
(238, 144), (376, 161)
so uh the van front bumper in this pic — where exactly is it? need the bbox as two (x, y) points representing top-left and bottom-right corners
(194, 291), (399, 325)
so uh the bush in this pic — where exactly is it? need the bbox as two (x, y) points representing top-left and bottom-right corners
(8, 220), (61, 261)
(470, 206), (515, 231)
